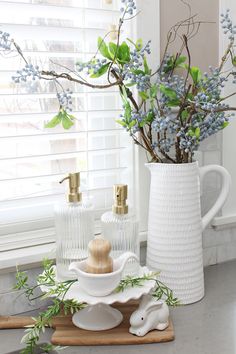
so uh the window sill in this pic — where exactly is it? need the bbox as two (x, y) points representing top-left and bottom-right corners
(0, 243), (56, 274)
(0, 232), (147, 274)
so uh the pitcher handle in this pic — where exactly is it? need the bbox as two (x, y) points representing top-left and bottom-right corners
(200, 165), (231, 230)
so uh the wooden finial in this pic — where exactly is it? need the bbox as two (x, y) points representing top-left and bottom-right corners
(85, 235), (113, 274)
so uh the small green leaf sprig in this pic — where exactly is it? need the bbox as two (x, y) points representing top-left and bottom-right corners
(15, 260), (178, 353)
(115, 272), (179, 306)
(15, 259), (85, 354)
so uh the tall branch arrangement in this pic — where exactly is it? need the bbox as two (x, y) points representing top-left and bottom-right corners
(1, 1), (236, 163)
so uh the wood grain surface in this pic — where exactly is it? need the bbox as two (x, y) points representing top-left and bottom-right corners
(51, 302), (174, 346)
(0, 302), (175, 346)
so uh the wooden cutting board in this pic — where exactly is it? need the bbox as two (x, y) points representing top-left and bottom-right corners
(0, 316), (35, 329)
(0, 302), (174, 346)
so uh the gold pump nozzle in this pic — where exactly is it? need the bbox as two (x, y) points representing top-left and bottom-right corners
(112, 184), (128, 215)
(59, 172), (82, 203)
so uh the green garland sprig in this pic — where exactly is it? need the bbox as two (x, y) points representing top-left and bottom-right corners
(115, 272), (179, 306)
(14, 260), (179, 353)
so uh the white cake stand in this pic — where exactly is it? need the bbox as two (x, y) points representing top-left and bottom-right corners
(40, 266), (156, 331)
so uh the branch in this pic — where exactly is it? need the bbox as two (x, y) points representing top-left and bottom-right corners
(183, 34), (191, 87)
(41, 70), (121, 89)
(219, 39), (234, 72)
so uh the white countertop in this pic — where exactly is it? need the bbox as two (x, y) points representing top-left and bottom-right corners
(1, 260), (236, 354)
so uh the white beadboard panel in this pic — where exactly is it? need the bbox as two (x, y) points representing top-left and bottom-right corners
(202, 227), (231, 249)
(230, 228), (236, 243)
(216, 243), (236, 264)
(203, 247), (217, 267)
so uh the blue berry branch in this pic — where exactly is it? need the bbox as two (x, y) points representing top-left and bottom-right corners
(2, 1), (236, 163)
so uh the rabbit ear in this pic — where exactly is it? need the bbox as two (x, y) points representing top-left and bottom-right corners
(146, 300), (163, 313)
(139, 294), (153, 310)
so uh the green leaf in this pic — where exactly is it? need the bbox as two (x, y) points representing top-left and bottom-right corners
(187, 126), (200, 139)
(190, 66), (202, 84)
(124, 102), (132, 122)
(116, 119), (127, 127)
(62, 115), (74, 129)
(129, 120), (136, 128)
(222, 121), (229, 129)
(139, 91), (149, 100)
(44, 112), (62, 128)
(90, 62), (110, 78)
(132, 69), (145, 75)
(181, 110), (189, 120)
(159, 84), (177, 100)
(108, 42), (118, 59)
(118, 42), (130, 63)
(97, 37), (112, 60)
(175, 56), (187, 67)
(121, 86), (129, 104)
(232, 56), (236, 67)
(195, 127), (200, 139)
(167, 99), (180, 107)
(150, 84), (158, 98)
(146, 111), (155, 123)
(125, 82), (136, 87)
(143, 56), (151, 74)
(187, 92), (194, 100)
(187, 127), (195, 137)
(136, 38), (143, 50)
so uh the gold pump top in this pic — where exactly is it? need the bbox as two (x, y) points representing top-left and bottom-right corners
(112, 184), (128, 215)
(59, 172), (82, 203)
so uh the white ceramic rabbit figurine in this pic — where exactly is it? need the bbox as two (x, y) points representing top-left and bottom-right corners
(129, 294), (169, 337)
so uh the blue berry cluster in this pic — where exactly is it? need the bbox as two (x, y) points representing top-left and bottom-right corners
(120, 0), (137, 16)
(77, 58), (107, 75)
(122, 41), (151, 91)
(152, 115), (173, 133)
(130, 111), (146, 123)
(57, 89), (73, 112)
(0, 31), (12, 51)
(220, 9), (236, 41)
(12, 64), (40, 83)
(158, 138), (173, 153)
(198, 112), (231, 141)
(179, 135), (198, 154)
(127, 72), (150, 91)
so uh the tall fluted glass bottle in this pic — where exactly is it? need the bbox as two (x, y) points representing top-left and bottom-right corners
(101, 184), (139, 276)
(55, 172), (94, 281)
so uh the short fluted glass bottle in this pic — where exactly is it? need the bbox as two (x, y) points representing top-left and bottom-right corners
(55, 173), (94, 281)
(101, 185), (139, 276)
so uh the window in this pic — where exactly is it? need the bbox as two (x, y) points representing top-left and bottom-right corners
(0, 0), (135, 252)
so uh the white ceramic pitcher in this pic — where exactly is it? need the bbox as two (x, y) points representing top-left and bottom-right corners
(146, 161), (231, 304)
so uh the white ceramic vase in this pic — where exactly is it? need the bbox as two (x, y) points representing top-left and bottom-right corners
(146, 161), (231, 304)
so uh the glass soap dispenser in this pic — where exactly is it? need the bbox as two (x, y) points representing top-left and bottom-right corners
(101, 184), (139, 276)
(55, 172), (94, 281)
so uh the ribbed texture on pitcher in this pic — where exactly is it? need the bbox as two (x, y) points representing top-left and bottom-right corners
(146, 162), (204, 304)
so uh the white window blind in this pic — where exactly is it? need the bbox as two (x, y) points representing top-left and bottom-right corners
(0, 0), (135, 252)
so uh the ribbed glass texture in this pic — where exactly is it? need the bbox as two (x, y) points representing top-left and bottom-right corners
(101, 211), (139, 276)
(55, 201), (94, 281)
